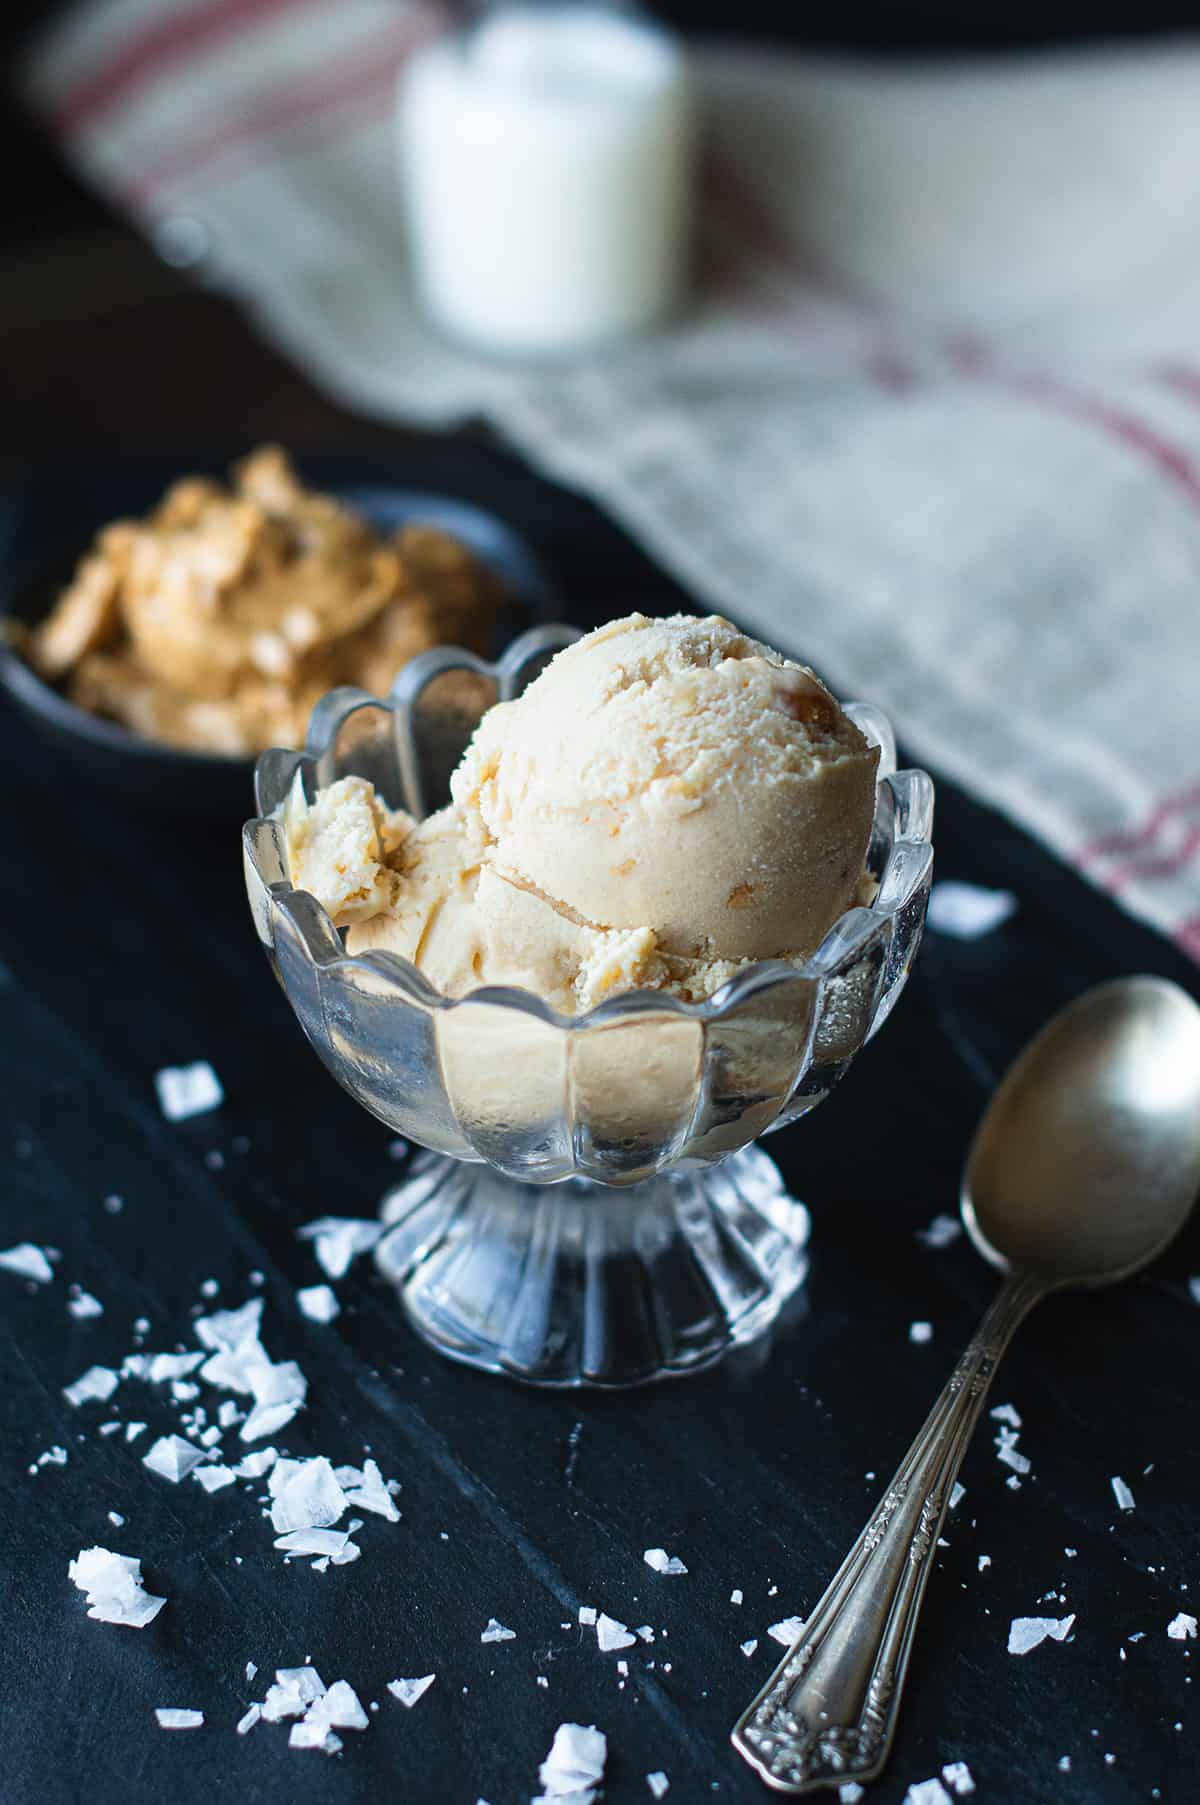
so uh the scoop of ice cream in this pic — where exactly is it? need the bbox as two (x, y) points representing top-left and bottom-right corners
(450, 613), (878, 963)
(287, 614), (879, 1014)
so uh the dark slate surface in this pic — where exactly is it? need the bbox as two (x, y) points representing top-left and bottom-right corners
(1, 442), (1197, 1805)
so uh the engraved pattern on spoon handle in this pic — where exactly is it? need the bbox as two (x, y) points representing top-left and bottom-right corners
(732, 1271), (1045, 1794)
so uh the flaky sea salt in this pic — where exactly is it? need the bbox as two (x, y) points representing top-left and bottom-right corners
(193, 1466), (236, 1493)
(337, 1458), (401, 1522)
(730, 1588), (743, 1605)
(67, 1289), (104, 1319)
(296, 1217), (383, 1281)
(108, 1511), (125, 1527)
(155, 1709), (204, 1730)
(942, 1761), (975, 1795)
(68, 1546), (166, 1628)
(916, 1214), (962, 1249)
(909, 1321), (933, 1344)
(1167, 1613), (1197, 1641)
(905, 1781), (952, 1805)
(63, 1365), (119, 1408)
(768, 1616), (806, 1647)
(643, 1548), (687, 1575)
(143, 1435), (207, 1483)
(578, 1606), (597, 1626)
(536, 1723), (607, 1801)
(237, 1705), (261, 1735)
(646, 1774), (670, 1798)
(297, 1285), (340, 1324)
(596, 1614), (637, 1653)
(269, 1456), (347, 1535)
(926, 881), (1018, 940)
(1111, 1476), (1136, 1512)
(995, 1427), (1031, 1475)
(949, 1483), (966, 1510)
(990, 1403), (1022, 1429)
(261, 1668), (326, 1721)
(1008, 1614), (1076, 1655)
(234, 1447), (277, 1479)
(481, 1619), (516, 1643)
(387, 1675), (435, 1708)
(0, 1242), (54, 1283)
(155, 1061), (223, 1120)
(740, 1639), (758, 1657)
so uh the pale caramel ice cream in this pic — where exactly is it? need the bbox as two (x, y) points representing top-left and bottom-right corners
(286, 614), (879, 1015)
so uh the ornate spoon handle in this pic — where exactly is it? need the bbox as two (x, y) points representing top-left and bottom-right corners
(731, 1270), (1045, 1794)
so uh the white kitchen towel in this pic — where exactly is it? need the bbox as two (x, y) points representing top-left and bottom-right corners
(24, 1), (1200, 959)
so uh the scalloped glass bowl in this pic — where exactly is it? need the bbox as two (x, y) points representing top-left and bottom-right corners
(244, 627), (934, 1385)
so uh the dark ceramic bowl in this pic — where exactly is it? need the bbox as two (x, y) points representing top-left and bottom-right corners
(0, 466), (559, 815)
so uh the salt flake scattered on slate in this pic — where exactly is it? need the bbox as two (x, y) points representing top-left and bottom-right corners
(1167, 1613), (1197, 1640)
(68, 1547), (166, 1628)
(237, 1706), (261, 1735)
(949, 1483), (966, 1510)
(1111, 1476), (1136, 1512)
(905, 1781), (952, 1805)
(646, 1774), (670, 1798)
(578, 1607), (597, 1626)
(942, 1761), (975, 1795)
(124, 1422), (147, 1442)
(141, 1352), (205, 1383)
(740, 1639), (759, 1657)
(481, 1619), (516, 1643)
(536, 1723), (607, 1801)
(296, 1217), (383, 1281)
(63, 1365), (119, 1408)
(67, 1289), (104, 1319)
(297, 1285), (340, 1324)
(909, 1322), (933, 1344)
(155, 1709), (203, 1730)
(1008, 1614), (1076, 1654)
(768, 1617), (806, 1647)
(388, 1675), (435, 1708)
(916, 1214), (962, 1249)
(107, 1511), (125, 1527)
(634, 1626), (654, 1642)
(234, 1447), (277, 1479)
(193, 1466), (236, 1493)
(643, 1548), (687, 1575)
(0, 1242), (54, 1283)
(926, 881), (1018, 940)
(596, 1614), (637, 1653)
(730, 1588), (743, 1605)
(241, 1401), (298, 1443)
(338, 1458), (401, 1522)
(269, 1457), (347, 1535)
(995, 1427), (1031, 1475)
(156, 1062), (223, 1120)
(143, 1435), (207, 1483)
(839, 1788), (865, 1804)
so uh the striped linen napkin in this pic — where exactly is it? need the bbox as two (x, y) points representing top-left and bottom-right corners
(23, 1), (1200, 958)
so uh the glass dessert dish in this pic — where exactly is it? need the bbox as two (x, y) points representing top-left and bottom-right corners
(244, 626), (934, 1387)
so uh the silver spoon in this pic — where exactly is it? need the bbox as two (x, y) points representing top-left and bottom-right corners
(732, 975), (1200, 1795)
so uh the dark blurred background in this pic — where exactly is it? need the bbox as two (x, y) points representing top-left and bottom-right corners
(2, 0), (1197, 250)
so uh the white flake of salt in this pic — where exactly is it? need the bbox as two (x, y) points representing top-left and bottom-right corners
(155, 1709), (203, 1730)
(387, 1675), (435, 1708)
(297, 1284), (340, 1324)
(68, 1290), (104, 1319)
(768, 1616), (806, 1647)
(1008, 1614), (1076, 1655)
(643, 1547), (687, 1575)
(1167, 1613), (1197, 1641)
(143, 1435), (206, 1483)
(481, 1618), (516, 1644)
(63, 1366), (119, 1408)
(596, 1614), (637, 1653)
(647, 1774), (670, 1798)
(155, 1061), (223, 1120)
(1111, 1476), (1136, 1512)
(942, 1761), (975, 1795)
(0, 1243), (54, 1283)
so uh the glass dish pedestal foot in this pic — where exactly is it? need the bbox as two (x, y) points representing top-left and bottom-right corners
(374, 1143), (810, 1386)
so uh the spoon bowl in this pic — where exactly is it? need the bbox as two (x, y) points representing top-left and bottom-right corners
(963, 975), (1200, 1285)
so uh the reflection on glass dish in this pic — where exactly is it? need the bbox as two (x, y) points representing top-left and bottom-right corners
(244, 626), (933, 1386)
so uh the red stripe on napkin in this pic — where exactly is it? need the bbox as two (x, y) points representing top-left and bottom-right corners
(53, 0), (317, 135)
(125, 12), (438, 206)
